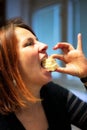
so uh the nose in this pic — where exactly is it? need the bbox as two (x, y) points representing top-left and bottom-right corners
(38, 42), (48, 53)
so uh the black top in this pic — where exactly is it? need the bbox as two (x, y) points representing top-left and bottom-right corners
(0, 82), (87, 130)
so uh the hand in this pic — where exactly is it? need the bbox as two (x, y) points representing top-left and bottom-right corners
(52, 33), (87, 78)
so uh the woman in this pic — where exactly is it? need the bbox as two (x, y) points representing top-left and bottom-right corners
(0, 17), (87, 130)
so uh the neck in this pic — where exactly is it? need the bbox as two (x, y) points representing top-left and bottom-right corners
(25, 81), (43, 99)
(16, 101), (48, 130)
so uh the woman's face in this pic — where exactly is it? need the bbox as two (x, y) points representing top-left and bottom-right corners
(15, 27), (52, 88)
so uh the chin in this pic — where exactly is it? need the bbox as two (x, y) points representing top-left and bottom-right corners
(43, 77), (52, 85)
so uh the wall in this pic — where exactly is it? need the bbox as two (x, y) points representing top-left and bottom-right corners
(5, 0), (30, 25)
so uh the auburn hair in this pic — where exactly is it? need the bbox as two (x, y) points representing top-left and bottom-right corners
(0, 17), (38, 114)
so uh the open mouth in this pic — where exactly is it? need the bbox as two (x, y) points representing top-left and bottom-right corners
(41, 58), (46, 68)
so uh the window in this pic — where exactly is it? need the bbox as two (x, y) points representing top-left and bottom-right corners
(67, 0), (80, 80)
(31, 0), (80, 81)
(32, 4), (62, 78)
(67, 0), (80, 46)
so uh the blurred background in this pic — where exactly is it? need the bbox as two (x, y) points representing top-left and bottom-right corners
(1, 0), (87, 129)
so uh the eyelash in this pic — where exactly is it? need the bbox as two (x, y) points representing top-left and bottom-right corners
(25, 41), (34, 47)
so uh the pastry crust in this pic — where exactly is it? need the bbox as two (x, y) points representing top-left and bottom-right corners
(42, 57), (58, 71)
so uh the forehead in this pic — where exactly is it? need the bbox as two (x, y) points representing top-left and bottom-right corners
(15, 27), (36, 41)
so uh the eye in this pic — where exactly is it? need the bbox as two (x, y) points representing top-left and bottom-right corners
(25, 42), (33, 46)
(24, 39), (34, 47)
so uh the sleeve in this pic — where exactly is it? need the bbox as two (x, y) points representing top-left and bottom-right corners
(67, 91), (87, 130)
(41, 81), (87, 130)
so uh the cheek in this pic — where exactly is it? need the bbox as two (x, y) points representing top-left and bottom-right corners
(19, 50), (38, 69)
(19, 54), (32, 67)
(18, 54), (33, 78)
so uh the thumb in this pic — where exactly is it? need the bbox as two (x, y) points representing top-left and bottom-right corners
(77, 33), (83, 51)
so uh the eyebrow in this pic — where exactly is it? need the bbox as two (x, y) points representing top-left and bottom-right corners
(30, 37), (38, 41)
(23, 37), (39, 43)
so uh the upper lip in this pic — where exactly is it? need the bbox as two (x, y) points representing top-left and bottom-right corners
(40, 54), (48, 66)
(42, 54), (48, 60)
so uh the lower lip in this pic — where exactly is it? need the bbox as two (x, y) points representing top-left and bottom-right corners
(41, 66), (52, 73)
(43, 68), (52, 72)
(45, 70), (52, 76)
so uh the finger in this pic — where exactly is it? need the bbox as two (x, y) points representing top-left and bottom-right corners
(51, 54), (65, 61)
(56, 66), (75, 76)
(56, 67), (69, 74)
(53, 42), (74, 51)
(53, 42), (69, 50)
(77, 33), (83, 51)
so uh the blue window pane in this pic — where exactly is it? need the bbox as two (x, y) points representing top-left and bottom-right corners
(32, 4), (62, 78)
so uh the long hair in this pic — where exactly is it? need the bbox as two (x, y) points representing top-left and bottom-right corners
(0, 17), (38, 114)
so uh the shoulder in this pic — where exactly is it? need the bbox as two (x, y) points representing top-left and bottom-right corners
(40, 81), (69, 103)
(41, 81), (69, 96)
